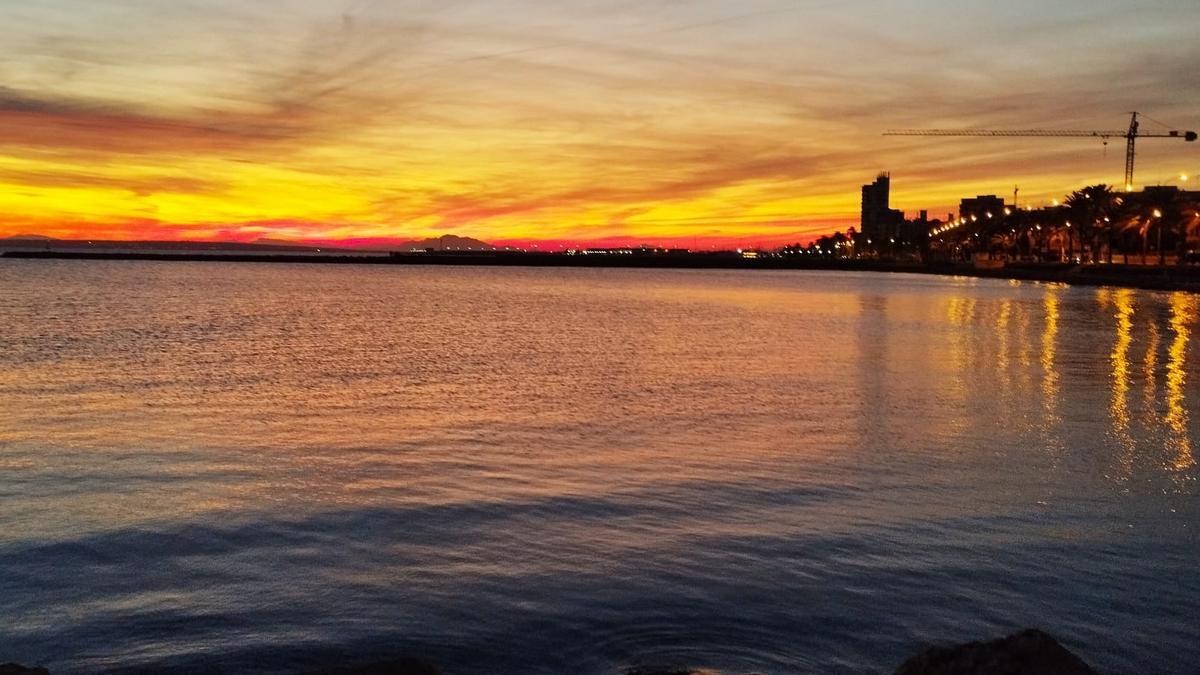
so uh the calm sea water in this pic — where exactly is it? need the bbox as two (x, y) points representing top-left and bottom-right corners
(0, 261), (1197, 674)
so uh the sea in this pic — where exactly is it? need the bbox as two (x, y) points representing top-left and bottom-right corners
(1, 260), (1196, 674)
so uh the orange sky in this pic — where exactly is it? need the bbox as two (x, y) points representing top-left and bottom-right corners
(2, 0), (1198, 248)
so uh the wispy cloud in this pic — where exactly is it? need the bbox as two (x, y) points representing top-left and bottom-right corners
(0, 0), (1197, 245)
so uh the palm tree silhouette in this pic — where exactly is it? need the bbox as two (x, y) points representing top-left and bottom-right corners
(1064, 185), (1118, 264)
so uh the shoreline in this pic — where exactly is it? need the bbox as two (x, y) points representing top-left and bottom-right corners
(4, 250), (1199, 293)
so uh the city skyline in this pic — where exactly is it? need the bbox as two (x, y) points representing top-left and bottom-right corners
(2, 0), (1198, 248)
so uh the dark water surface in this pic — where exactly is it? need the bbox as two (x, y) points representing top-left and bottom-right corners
(1, 261), (1196, 674)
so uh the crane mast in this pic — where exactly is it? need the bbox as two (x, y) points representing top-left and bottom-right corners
(1125, 113), (1138, 191)
(885, 112), (1196, 190)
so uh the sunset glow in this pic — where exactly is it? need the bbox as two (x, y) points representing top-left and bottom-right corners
(2, 0), (1197, 248)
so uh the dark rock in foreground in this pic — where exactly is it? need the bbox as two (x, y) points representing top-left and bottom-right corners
(894, 629), (1097, 675)
(0, 665), (49, 675)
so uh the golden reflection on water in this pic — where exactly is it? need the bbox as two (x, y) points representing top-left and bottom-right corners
(945, 296), (973, 371)
(1142, 322), (1160, 432)
(1016, 300), (1034, 369)
(995, 300), (1012, 391)
(1137, 324), (1156, 432)
(1040, 288), (1061, 447)
(942, 296), (977, 437)
(1166, 293), (1197, 470)
(1107, 289), (1137, 475)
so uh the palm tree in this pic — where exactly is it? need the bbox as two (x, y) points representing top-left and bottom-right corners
(1107, 194), (1137, 263)
(1106, 194), (1138, 263)
(1041, 205), (1072, 262)
(1115, 209), (1151, 265)
(1065, 185), (1118, 263)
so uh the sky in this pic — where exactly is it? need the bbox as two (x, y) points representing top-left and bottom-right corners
(1, 0), (1198, 248)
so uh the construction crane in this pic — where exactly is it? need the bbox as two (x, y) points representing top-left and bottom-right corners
(885, 112), (1196, 191)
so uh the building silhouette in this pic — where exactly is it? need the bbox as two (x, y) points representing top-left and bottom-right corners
(959, 195), (1006, 222)
(861, 173), (905, 242)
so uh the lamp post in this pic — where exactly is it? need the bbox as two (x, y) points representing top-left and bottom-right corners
(1154, 209), (1165, 266)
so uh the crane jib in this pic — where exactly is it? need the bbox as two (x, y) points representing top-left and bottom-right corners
(884, 130), (1195, 140)
(881, 113), (1196, 188)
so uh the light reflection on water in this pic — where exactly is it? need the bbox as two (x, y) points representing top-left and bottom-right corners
(0, 261), (1197, 674)
(1167, 294), (1196, 471)
(1040, 288), (1061, 455)
(1106, 289), (1136, 474)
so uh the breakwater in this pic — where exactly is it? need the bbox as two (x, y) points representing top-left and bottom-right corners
(5, 250), (1200, 292)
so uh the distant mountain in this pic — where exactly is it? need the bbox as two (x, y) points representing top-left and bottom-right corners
(313, 234), (496, 252)
(0, 234), (496, 253)
(253, 237), (316, 247)
(397, 235), (495, 252)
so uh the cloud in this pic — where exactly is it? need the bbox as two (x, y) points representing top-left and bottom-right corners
(1, 0), (1198, 244)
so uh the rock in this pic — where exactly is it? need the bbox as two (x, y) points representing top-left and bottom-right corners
(0, 665), (50, 675)
(894, 629), (1097, 675)
(304, 657), (442, 675)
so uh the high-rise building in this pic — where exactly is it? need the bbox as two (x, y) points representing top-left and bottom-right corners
(861, 173), (904, 241)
